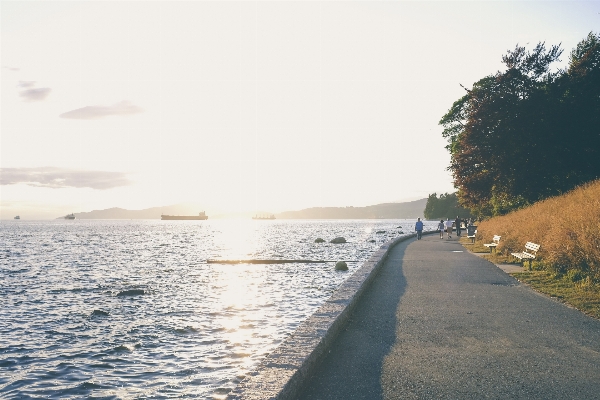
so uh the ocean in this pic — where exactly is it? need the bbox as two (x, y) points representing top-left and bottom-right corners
(1, 219), (437, 399)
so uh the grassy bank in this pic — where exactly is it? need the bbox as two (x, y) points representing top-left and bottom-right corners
(465, 179), (600, 319)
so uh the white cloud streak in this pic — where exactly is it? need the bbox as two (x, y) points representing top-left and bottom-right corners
(18, 81), (36, 88)
(19, 87), (52, 101)
(0, 167), (132, 190)
(59, 101), (143, 120)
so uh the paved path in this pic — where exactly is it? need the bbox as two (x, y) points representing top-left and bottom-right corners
(296, 234), (600, 399)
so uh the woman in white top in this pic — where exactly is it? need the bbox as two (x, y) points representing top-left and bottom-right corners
(438, 219), (445, 238)
(445, 218), (454, 239)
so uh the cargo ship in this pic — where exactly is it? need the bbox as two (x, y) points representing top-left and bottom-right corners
(65, 213), (76, 220)
(252, 214), (275, 220)
(161, 212), (208, 220)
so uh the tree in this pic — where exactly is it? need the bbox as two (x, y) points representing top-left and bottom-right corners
(423, 192), (472, 220)
(440, 33), (600, 218)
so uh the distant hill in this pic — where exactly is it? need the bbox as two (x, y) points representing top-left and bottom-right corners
(275, 198), (427, 219)
(58, 203), (205, 220)
(58, 199), (427, 220)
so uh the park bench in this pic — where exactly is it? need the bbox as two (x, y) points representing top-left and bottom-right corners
(483, 235), (501, 252)
(511, 242), (540, 269)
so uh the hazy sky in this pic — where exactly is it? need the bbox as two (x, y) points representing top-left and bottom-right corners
(1, 1), (598, 219)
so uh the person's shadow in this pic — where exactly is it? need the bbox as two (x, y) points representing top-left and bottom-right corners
(295, 240), (409, 399)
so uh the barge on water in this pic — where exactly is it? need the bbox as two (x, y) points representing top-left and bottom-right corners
(252, 214), (275, 220)
(161, 212), (208, 220)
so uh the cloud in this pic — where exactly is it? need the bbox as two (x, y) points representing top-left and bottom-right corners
(18, 81), (36, 88)
(59, 101), (143, 120)
(3, 66), (20, 71)
(0, 167), (132, 190)
(19, 87), (52, 101)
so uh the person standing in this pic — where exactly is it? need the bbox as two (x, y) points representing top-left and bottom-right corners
(445, 218), (454, 239)
(415, 218), (424, 240)
(438, 219), (445, 239)
(455, 216), (462, 237)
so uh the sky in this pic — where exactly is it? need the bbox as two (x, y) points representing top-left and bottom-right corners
(1, 1), (599, 219)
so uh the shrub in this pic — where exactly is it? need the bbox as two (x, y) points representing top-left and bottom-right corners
(566, 269), (586, 282)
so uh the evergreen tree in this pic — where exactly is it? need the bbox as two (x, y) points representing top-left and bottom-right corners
(423, 192), (472, 220)
(440, 32), (600, 218)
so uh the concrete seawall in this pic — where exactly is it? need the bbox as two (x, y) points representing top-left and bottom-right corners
(228, 232), (424, 400)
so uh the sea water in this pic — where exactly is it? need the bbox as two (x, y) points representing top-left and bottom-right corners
(0, 219), (437, 399)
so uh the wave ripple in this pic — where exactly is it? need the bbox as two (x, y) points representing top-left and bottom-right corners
(0, 219), (435, 398)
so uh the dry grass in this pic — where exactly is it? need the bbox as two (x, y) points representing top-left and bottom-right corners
(474, 179), (600, 279)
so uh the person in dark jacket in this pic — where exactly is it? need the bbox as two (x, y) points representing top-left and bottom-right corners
(455, 216), (462, 237)
(415, 218), (424, 240)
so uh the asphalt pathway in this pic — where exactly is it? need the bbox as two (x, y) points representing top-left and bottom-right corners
(295, 234), (600, 399)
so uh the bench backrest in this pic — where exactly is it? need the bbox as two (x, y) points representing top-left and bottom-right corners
(493, 235), (501, 243)
(524, 242), (540, 254)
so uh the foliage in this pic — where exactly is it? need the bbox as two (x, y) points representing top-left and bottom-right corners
(440, 32), (600, 218)
(474, 179), (600, 279)
(423, 192), (472, 220)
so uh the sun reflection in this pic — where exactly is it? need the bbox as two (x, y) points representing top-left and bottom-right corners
(210, 264), (279, 374)
(217, 266), (256, 308)
(213, 221), (261, 260)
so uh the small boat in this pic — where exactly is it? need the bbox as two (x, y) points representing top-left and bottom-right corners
(252, 214), (275, 220)
(65, 213), (76, 220)
(161, 212), (208, 220)
(14, 215), (20, 220)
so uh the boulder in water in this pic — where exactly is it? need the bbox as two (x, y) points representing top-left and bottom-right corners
(330, 237), (346, 244)
(335, 261), (348, 271)
(314, 238), (325, 243)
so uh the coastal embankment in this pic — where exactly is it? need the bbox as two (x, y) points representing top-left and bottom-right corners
(296, 235), (600, 399)
(230, 231), (600, 399)
(473, 179), (600, 318)
(227, 232), (425, 399)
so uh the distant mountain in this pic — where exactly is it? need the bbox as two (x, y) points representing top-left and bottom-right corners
(275, 198), (427, 219)
(58, 199), (428, 220)
(58, 203), (206, 220)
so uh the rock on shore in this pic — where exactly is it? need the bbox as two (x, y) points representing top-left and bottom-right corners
(335, 261), (348, 271)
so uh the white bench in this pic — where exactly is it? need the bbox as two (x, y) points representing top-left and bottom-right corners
(511, 242), (540, 269)
(483, 235), (501, 252)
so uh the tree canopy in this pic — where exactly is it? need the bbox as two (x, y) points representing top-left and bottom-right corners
(440, 32), (600, 218)
(423, 192), (472, 221)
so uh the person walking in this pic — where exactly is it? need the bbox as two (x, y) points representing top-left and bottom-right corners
(455, 216), (462, 237)
(438, 219), (445, 239)
(445, 218), (454, 239)
(415, 218), (424, 240)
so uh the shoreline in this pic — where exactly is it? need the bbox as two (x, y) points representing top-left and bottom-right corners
(228, 231), (435, 399)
